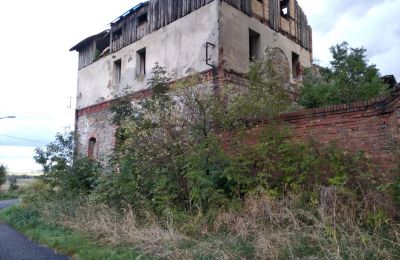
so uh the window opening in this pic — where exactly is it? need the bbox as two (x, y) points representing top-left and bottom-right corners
(137, 13), (148, 26)
(114, 59), (122, 84)
(280, 0), (289, 18)
(95, 34), (110, 59)
(137, 48), (146, 76)
(113, 27), (122, 40)
(249, 29), (261, 62)
(292, 52), (301, 79)
(88, 138), (97, 159)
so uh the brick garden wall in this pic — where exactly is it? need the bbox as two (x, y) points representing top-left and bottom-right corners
(236, 91), (400, 171)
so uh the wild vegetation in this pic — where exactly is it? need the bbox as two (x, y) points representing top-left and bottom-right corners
(0, 164), (7, 186)
(0, 164), (30, 199)
(2, 47), (399, 259)
(299, 42), (389, 108)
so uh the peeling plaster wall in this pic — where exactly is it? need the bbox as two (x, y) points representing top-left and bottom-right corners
(219, 1), (312, 82)
(76, 1), (219, 109)
(76, 57), (113, 110)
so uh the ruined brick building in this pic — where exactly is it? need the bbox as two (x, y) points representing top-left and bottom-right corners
(70, 0), (313, 160)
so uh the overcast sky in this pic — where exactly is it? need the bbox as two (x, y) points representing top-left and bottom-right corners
(0, 0), (399, 173)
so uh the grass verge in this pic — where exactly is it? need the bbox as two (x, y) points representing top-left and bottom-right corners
(0, 191), (23, 200)
(0, 205), (148, 260)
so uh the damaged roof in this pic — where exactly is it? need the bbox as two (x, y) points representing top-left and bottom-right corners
(70, 30), (109, 52)
(70, 1), (149, 52)
(381, 75), (397, 88)
(111, 1), (149, 24)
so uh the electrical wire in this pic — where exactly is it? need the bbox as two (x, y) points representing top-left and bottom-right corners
(0, 133), (48, 145)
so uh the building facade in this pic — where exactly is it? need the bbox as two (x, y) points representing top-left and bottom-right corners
(70, 0), (313, 161)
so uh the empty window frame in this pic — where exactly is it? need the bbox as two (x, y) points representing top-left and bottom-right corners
(249, 29), (261, 62)
(137, 12), (148, 26)
(137, 48), (146, 76)
(95, 34), (110, 59)
(292, 52), (301, 79)
(113, 27), (123, 40)
(280, 0), (289, 18)
(88, 137), (97, 159)
(114, 59), (122, 84)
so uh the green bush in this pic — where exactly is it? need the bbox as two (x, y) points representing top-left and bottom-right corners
(8, 176), (19, 192)
(0, 164), (7, 188)
(34, 132), (101, 196)
(299, 42), (388, 108)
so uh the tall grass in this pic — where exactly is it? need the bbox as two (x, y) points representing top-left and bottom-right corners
(0, 205), (146, 260)
(23, 183), (400, 259)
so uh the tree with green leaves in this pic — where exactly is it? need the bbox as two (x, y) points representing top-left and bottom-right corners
(299, 42), (389, 108)
(0, 164), (7, 189)
(226, 48), (292, 125)
(8, 175), (18, 192)
(34, 131), (101, 194)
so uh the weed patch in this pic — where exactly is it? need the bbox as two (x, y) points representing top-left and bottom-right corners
(0, 205), (146, 259)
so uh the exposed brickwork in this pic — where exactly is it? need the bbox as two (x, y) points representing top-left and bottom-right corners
(76, 109), (116, 164)
(237, 91), (400, 171)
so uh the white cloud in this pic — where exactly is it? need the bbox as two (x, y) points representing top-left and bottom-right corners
(299, 0), (400, 79)
(0, 146), (41, 173)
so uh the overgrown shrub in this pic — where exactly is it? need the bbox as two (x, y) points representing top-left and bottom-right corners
(8, 176), (19, 192)
(34, 132), (101, 196)
(99, 53), (297, 215)
(299, 42), (388, 108)
(93, 55), (390, 218)
(0, 164), (7, 188)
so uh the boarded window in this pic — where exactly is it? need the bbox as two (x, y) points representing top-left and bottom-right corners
(280, 0), (289, 18)
(137, 48), (146, 76)
(249, 29), (261, 62)
(292, 52), (301, 79)
(88, 138), (97, 159)
(114, 59), (122, 84)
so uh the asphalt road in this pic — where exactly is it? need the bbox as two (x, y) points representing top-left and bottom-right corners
(0, 199), (69, 260)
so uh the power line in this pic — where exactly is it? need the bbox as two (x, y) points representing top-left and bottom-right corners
(0, 133), (48, 145)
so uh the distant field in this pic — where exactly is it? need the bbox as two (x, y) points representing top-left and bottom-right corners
(0, 178), (36, 192)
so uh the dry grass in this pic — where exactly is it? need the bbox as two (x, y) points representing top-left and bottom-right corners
(212, 188), (400, 259)
(35, 187), (400, 259)
(44, 203), (187, 258)
(40, 202), (244, 259)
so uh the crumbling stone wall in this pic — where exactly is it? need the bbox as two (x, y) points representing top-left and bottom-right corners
(75, 103), (115, 164)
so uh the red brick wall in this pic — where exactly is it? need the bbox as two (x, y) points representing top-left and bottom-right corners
(235, 92), (400, 171)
